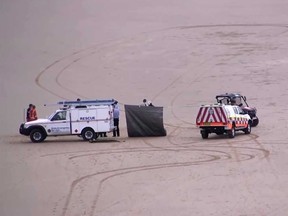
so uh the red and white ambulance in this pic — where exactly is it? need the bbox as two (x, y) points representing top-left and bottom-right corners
(196, 103), (252, 139)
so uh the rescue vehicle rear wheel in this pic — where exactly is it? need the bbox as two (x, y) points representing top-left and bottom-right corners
(244, 122), (251, 134)
(81, 128), (95, 141)
(201, 130), (209, 139)
(30, 129), (46, 143)
(228, 126), (235, 138)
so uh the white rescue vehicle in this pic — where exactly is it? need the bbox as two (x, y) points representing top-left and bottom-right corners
(196, 103), (252, 139)
(19, 99), (116, 143)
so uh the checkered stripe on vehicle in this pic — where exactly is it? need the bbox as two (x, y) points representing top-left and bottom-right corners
(235, 117), (248, 125)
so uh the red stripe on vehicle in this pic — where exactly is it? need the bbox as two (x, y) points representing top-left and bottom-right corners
(215, 107), (223, 122)
(205, 108), (211, 122)
(219, 107), (227, 123)
(196, 107), (203, 124)
(211, 112), (218, 122)
(201, 107), (208, 123)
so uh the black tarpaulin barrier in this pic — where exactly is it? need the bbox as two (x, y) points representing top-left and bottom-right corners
(124, 105), (167, 137)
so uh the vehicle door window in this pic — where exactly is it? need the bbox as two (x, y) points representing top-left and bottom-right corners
(233, 107), (239, 114)
(51, 111), (67, 121)
(238, 107), (245, 115)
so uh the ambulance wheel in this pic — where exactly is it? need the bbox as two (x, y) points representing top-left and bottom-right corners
(81, 128), (95, 141)
(201, 130), (209, 139)
(228, 126), (235, 138)
(244, 122), (251, 134)
(30, 129), (46, 143)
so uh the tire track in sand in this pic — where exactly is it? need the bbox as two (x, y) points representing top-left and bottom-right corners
(33, 23), (288, 215)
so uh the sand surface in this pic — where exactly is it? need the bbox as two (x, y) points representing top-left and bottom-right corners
(1, 0), (288, 215)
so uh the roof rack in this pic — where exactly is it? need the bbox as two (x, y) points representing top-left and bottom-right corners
(57, 99), (116, 107)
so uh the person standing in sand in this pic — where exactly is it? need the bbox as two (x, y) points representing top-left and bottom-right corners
(113, 101), (120, 137)
(29, 105), (38, 121)
(26, 104), (33, 122)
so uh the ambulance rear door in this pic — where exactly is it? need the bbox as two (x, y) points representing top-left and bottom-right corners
(96, 105), (113, 132)
(196, 105), (227, 126)
(71, 108), (97, 134)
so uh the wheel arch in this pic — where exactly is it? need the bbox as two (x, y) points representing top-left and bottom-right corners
(81, 127), (96, 141)
(81, 127), (95, 134)
(28, 125), (47, 136)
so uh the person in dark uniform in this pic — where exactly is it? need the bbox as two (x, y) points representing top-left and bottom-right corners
(26, 104), (33, 122)
(113, 101), (120, 137)
(141, 99), (154, 106)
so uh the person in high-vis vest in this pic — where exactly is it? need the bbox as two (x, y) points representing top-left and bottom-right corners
(29, 105), (38, 121)
(26, 104), (33, 122)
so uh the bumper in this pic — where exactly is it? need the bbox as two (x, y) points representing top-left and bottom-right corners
(200, 126), (226, 133)
(19, 123), (30, 136)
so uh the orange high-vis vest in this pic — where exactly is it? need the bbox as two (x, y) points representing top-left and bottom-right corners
(29, 108), (38, 121)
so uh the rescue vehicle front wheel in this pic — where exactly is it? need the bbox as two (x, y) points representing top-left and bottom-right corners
(30, 129), (46, 143)
(244, 122), (251, 134)
(228, 126), (235, 138)
(81, 128), (95, 141)
(201, 130), (209, 139)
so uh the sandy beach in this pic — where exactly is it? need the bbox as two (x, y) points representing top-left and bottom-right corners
(1, 0), (288, 215)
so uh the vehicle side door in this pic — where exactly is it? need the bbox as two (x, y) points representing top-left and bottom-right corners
(232, 106), (241, 128)
(47, 110), (71, 135)
(235, 106), (248, 128)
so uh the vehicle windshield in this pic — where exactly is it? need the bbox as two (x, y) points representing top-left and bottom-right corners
(234, 97), (242, 106)
(217, 96), (245, 106)
(217, 97), (229, 105)
(48, 111), (57, 120)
